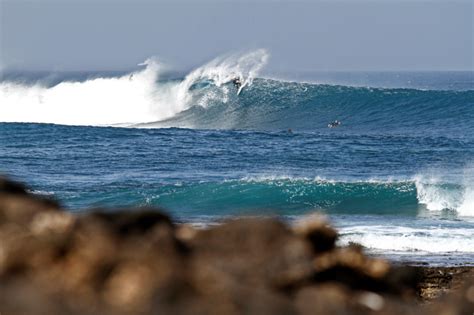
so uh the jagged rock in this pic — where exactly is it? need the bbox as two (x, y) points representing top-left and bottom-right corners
(190, 218), (314, 291)
(311, 247), (419, 299)
(422, 280), (474, 315)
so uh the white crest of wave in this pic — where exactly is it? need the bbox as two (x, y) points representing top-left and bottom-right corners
(182, 49), (269, 100)
(414, 176), (461, 211)
(0, 49), (269, 126)
(414, 166), (474, 216)
(0, 58), (165, 126)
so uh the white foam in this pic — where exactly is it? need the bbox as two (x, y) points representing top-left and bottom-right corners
(458, 188), (474, 216)
(1, 58), (164, 126)
(28, 189), (55, 196)
(182, 49), (269, 101)
(339, 225), (474, 253)
(414, 176), (461, 211)
(238, 175), (415, 186)
(458, 165), (474, 216)
(0, 50), (269, 127)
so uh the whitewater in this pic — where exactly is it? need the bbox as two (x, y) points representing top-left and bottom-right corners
(1, 50), (474, 265)
(0, 50), (269, 126)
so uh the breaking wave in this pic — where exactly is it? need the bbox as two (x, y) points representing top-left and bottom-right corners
(414, 166), (474, 216)
(1, 49), (473, 136)
(0, 50), (269, 126)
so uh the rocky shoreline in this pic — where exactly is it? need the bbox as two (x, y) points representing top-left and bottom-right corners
(0, 177), (473, 315)
(416, 266), (474, 301)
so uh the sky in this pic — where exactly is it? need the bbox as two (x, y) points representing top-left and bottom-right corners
(0, 0), (472, 72)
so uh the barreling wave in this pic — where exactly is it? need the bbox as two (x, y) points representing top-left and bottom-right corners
(1, 50), (473, 135)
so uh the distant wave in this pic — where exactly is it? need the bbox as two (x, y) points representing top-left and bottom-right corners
(1, 50), (473, 135)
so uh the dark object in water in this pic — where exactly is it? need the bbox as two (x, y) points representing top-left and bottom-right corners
(328, 120), (341, 128)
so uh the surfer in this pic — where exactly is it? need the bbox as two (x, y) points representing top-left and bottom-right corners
(328, 120), (341, 128)
(232, 77), (242, 90)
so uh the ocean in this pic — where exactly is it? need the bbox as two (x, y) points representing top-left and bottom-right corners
(1, 50), (473, 266)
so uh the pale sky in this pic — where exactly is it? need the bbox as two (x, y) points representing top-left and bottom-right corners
(1, 0), (472, 72)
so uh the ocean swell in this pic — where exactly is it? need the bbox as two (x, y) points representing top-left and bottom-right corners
(1, 50), (472, 135)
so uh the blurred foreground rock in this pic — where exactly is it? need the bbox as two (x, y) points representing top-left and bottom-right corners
(0, 177), (473, 315)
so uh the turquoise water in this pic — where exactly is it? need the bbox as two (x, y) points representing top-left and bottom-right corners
(1, 53), (473, 265)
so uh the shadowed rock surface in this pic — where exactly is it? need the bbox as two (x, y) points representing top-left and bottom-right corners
(0, 177), (473, 315)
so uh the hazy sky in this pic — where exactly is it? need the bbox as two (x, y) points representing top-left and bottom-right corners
(1, 0), (472, 72)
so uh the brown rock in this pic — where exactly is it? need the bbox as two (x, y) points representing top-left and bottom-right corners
(191, 218), (315, 291)
(0, 178), (60, 226)
(312, 245), (418, 296)
(422, 280), (474, 315)
(295, 283), (351, 315)
(0, 176), (28, 195)
(293, 214), (338, 254)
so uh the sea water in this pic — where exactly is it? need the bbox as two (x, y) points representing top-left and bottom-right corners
(1, 50), (473, 265)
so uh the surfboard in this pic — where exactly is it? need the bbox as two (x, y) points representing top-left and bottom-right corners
(237, 81), (247, 95)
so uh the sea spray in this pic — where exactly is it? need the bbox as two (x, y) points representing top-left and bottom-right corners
(415, 176), (463, 211)
(458, 164), (474, 216)
(415, 167), (474, 215)
(0, 58), (165, 125)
